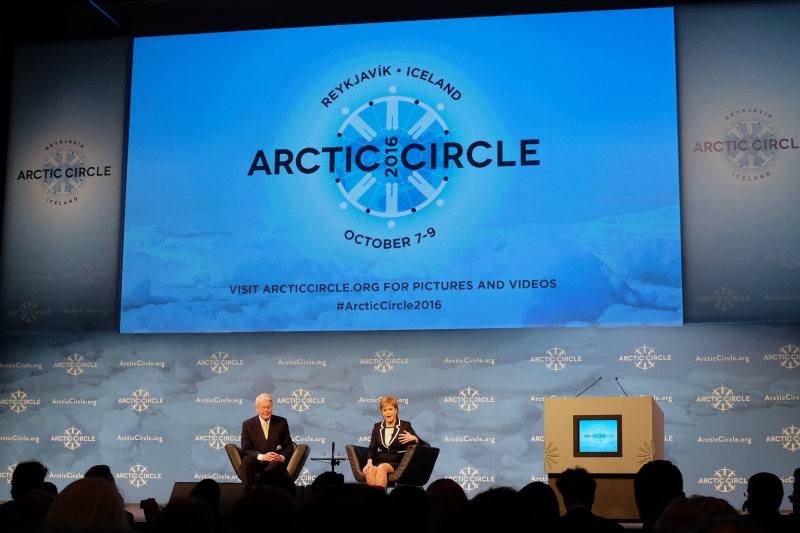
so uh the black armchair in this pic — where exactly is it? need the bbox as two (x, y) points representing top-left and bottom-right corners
(345, 444), (440, 486)
(225, 442), (310, 483)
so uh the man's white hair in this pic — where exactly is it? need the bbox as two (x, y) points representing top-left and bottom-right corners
(255, 393), (273, 405)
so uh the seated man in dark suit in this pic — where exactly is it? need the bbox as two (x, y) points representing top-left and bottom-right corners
(240, 393), (294, 488)
(555, 467), (624, 533)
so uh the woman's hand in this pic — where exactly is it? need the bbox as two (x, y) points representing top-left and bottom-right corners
(363, 460), (375, 475)
(398, 431), (419, 444)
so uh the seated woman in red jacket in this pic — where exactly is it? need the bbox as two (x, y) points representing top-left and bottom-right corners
(363, 396), (428, 488)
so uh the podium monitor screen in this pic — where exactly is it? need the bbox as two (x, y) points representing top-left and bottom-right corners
(573, 415), (622, 457)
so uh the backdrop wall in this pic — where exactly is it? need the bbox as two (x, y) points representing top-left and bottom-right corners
(1, 323), (798, 503)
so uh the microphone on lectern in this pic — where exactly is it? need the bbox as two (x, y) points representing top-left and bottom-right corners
(575, 377), (602, 398)
(615, 377), (629, 397)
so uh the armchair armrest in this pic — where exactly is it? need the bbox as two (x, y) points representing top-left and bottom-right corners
(346, 445), (369, 482)
(388, 445), (440, 486)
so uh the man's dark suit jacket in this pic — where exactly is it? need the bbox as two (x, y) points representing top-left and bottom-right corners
(558, 506), (625, 533)
(240, 415), (294, 461)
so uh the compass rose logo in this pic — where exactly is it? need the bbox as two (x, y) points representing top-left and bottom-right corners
(546, 347), (566, 372)
(714, 287), (735, 311)
(714, 468), (739, 493)
(779, 345), (800, 370)
(210, 352), (231, 375)
(712, 386), (735, 411)
(458, 388), (480, 412)
(3, 464), (17, 484)
(66, 353), (85, 376)
(10, 391), (28, 413)
(19, 301), (39, 323)
(76, 264), (97, 285)
(774, 246), (800, 269)
(207, 426), (228, 450)
(333, 88), (452, 227)
(129, 464), (149, 488)
(295, 468), (317, 487)
(782, 426), (800, 452)
(374, 350), (394, 373)
(42, 148), (85, 199)
(635, 346), (656, 370)
(131, 389), (151, 413)
(63, 427), (84, 451)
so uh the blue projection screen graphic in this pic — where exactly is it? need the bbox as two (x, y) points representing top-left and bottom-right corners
(121, 9), (681, 333)
(577, 419), (620, 454)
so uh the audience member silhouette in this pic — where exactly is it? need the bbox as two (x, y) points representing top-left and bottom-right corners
(154, 496), (215, 533)
(697, 516), (764, 533)
(0, 461), (50, 530)
(634, 460), (685, 533)
(654, 495), (739, 533)
(426, 478), (467, 531)
(310, 471), (344, 493)
(43, 477), (128, 527)
(519, 481), (560, 530)
(190, 478), (222, 517)
(471, 486), (524, 531)
(555, 467), (624, 533)
(85, 463), (137, 527)
(257, 469), (298, 499)
(299, 483), (388, 532)
(742, 472), (792, 533)
(390, 485), (432, 532)
(8, 489), (55, 533)
(225, 486), (299, 533)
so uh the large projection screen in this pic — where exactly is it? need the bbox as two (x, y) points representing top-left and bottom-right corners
(121, 8), (681, 333)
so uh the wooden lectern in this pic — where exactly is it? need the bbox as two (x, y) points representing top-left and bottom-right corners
(544, 396), (664, 520)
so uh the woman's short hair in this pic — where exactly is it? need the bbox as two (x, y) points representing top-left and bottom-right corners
(379, 396), (398, 412)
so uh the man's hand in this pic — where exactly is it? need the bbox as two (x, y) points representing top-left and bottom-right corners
(264, 452), (284, 462)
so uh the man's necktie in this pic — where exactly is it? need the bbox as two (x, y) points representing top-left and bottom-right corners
(262, 419), (269, 441)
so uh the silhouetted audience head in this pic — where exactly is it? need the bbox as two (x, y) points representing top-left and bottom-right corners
(390, 485), (431, 531)
(519, 481), (560, 522)
(43, 477), (127, 526)
(438, 492), (512, 533)
(190, 478), (221, 516)
(635, 460), (685, 524)
(10, 461), (49, 501)
(155, 496), (215, 533)
(40, 482), (58, 496)
(697, 516), (763, 533)
(654, 496), (738, 533)
(793, 468), (799, 514)
(426, 478), (468, 530)
(226, 486), (298, 533)
(471, 486), (522, 528)
(84, 464), (116, 486)
(15, 489), (55, 532)
(745, 472), (783, 515)
(258, 470), (297, 499)
(311, 471), (344, 493)
(300, 483), (388, 531)
(556, 467), (597, 508)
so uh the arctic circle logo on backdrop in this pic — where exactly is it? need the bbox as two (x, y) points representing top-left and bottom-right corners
(116, 464), (161, 488)
(7, 301), (51, 323)
(2, 464), (16, 484)
(360, 349), (409, 373)
(697, 286), (751, 311)
(443, 387), (495, 412)
(54, 353), (98, 376)
(195, 426), (239, 450)
(197, 351), (243, 375)
(446, 466), (494, 492)
(691, 108), (798, 182)
(51, 426), (95, 451)
(766, 425), (800, 452)
(697, 386), (750, 412)
(118, 389), (164, 413)
(277, 389), (325, 412)
(15, 140), (112, 206)
(0, 390), (40, 413)
(530, 346), (581, 372)
(619, 345), (671, 370)
(698, 467), (746, 493)
(764, 344), (800, 370)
